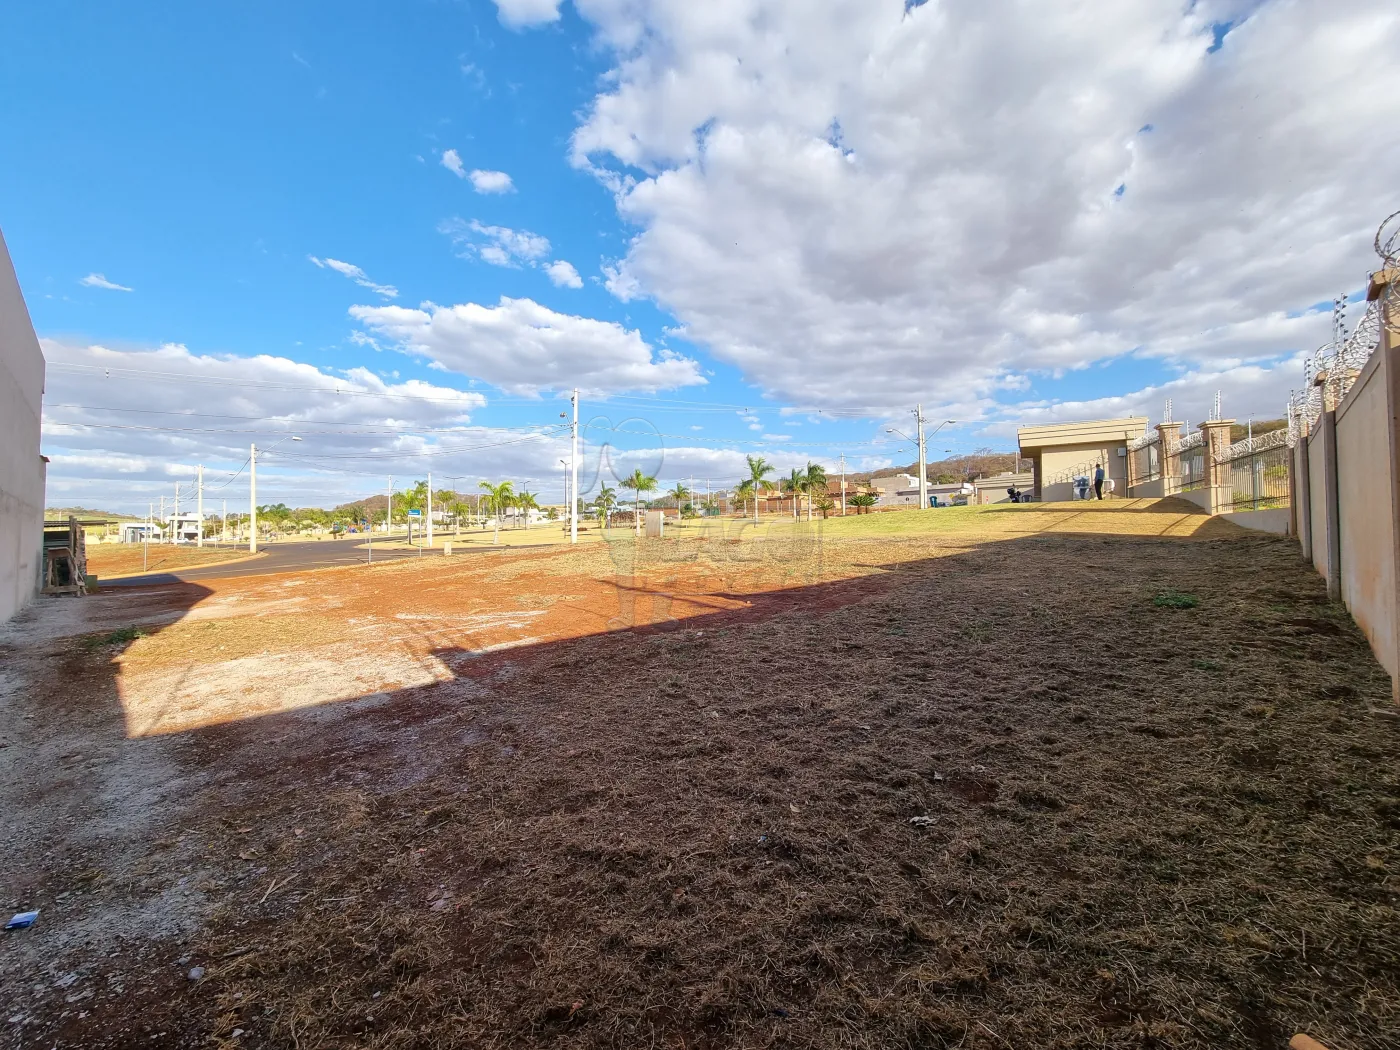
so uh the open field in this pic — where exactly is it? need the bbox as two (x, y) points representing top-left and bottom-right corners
(2, 499), (1398, 1049)
(85, 543), (261, 580)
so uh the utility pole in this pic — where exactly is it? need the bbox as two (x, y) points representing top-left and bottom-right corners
(840, 453), (847, 516)
(222, 499), (227, 544)
(249, 443), (258, 553)
(159, 495), (166, 543)
(174, 483), (181, 542)
(197, 465), (204, 548)
(915, 405), (928, 511)
(570, 388), (580, 544)
(387, 477), (393, 538)
(427, 471), (434, 548)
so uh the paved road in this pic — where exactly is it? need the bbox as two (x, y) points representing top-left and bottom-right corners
(102, 536), (457, 586)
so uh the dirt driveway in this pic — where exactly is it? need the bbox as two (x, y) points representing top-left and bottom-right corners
(2, 501), (1397, 1049)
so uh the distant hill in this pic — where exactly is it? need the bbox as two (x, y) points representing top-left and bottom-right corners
(45, 506), (139, 521)
(1229, 418), (1287, 442)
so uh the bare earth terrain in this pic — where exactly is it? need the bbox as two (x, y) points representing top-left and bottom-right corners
(86, 544), (257, 580)
(2, 499), (1398, 1049)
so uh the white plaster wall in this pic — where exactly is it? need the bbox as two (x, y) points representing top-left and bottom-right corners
(1335, 356), (1397, 678)
(1219, 508), (1291, 536)
(0, 228), (45, 622)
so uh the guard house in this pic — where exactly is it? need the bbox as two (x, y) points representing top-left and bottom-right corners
(120, 522), (160, 543)
(1017, 417), (1148, 503)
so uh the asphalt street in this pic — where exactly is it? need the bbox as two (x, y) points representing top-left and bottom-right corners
(102, 535), (462, 586)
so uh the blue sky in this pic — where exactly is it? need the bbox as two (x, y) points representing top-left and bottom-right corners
(3, 0), (1395, 510)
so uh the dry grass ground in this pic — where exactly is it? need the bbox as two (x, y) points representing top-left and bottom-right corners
(86, 543), (258, 579)
(2, 500), (1398, 1049)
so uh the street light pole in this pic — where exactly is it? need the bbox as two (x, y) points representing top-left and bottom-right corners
(197, 465), (204, 548)
(570, 388), (579, 544)
(427, 471), (434, 548)
(249, 444), (257, 554)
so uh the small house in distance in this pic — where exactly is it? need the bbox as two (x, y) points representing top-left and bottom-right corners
(1017, 417), (1148, 502)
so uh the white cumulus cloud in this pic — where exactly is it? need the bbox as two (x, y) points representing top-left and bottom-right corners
(440, 148), (466, 178)
(38, 339), (497, 511)
(545, 260), (584, 288)
(440, 219), (552, 268)
(493, 0), (563, 29)
(308, 256), (398, 299)
(565, 0), (1400, 421)
(79, 273), (133, 292)
(469, 169), (515, 194)
(349, 296), (705, 397)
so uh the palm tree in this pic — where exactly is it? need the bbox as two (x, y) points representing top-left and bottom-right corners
(848, 492), (877, 515)
(515, 490), (540, 530)
(478, 480), (515, 544)
(745, 455), (774, 523)
(803, 462), (829, 522)
(783, 468), (804, 519)
(668, 482), (689, 512)
(734, 479), (755, 518)
(594, 485), (617, 529)
(620, 468), (658, 535)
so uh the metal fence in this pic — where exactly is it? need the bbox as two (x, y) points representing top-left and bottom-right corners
(1129, 439), (1161, 485)
(1178, 431), (1206, 492)
(1221, 429), (1290, 511)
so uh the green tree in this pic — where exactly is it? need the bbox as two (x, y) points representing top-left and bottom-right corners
(847, 492), (877, 515)
(802, 462), (829, 522)
(783, 468), (804, 519)
(594, 485), (618, 529)
(745, 455), (774, 523)
(620, 468), (658, 535)
(734, 478), (755, 517)
(668, 482), (689, 510)
(515, 490), (540, 530)
(478, 480), (515, 544)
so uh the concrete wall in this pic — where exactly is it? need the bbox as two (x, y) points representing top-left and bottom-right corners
(1178, 488), (1213, 514)
(0, 228), (45, 622)
(1219, 508), (1291, 536)
(1307, 425), (1330, 585)
(1037, 442), (1128, 502)
(1334, 345), (1397, 678)
(1291, 318), (1400, 699)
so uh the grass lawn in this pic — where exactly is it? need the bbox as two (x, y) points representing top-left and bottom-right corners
(4, 498), (1397, 1049)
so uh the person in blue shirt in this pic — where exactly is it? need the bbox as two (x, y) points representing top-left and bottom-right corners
(1094, 462), (1105, 500)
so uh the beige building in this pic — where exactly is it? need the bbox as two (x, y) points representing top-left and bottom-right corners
(1017, 417), (1147, 502)
(971, 471), (1036, 505)
(0, 228), (45, 621)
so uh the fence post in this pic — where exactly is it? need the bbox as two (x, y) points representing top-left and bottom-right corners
(1156, 422), (1183, 494)
(1198, 419), (1235, 515)
(1295, 436), (1312, 560)
(1318, 408), (1342, 601)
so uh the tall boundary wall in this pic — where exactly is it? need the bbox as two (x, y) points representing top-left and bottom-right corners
(1293, 318), (1400, 699)
(0, 227), (45, 623)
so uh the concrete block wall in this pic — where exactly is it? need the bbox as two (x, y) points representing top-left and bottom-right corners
(1294, 317), (1400, 698)
(0, 227), (45, 623)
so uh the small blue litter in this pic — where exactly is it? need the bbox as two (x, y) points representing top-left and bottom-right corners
(4, 911), (39, 930)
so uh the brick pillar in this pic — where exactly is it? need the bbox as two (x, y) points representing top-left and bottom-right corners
(1155, 422), (1183, 494)
(1198, 418), (1235, 515)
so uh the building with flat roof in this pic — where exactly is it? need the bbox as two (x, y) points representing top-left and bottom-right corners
(0, 228), (45, 621)
(1017, 417), (1148, 503)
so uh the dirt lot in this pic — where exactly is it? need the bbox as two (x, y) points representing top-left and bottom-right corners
(2, 499), (1398, 1049)
(86, 543), (256, 579)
